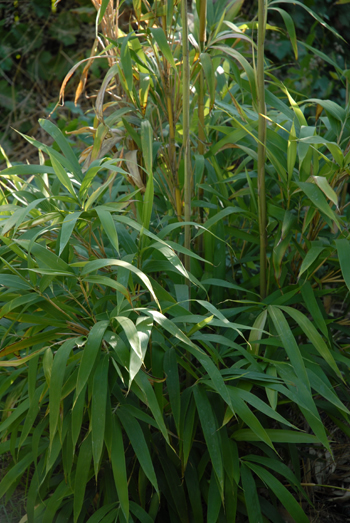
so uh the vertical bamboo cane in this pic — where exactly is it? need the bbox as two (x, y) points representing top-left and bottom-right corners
(182, 0), (191, 274)
(257, 0), (267, 298)
(198, 0), (206, 159)
(198, 0), (207, 258)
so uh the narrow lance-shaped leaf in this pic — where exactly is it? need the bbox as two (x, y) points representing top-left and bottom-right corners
(164, 348), (181, 435)
(241, 463), (263, 523)
(92, 354), (109, 479)
(246, 461), (309, 523)
(75, 320), (109, 400)
(117, 407), (159, 492)
(74, 433), (92, 523)
(193, 384), (224, 499)
(59, 212), (81, 256)
(336, 239), (350, 293)
(80, 258), (160, 310)
(96, 208), (119, 254)
(50, 338), (84, 443)
(278, 305), (342, 379)
(39, 119), (83, 181)
(268, 305), (310, 388)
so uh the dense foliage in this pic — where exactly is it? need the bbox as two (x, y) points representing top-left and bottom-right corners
(0, 0), (350, 522)
(0, 0), (102, 158)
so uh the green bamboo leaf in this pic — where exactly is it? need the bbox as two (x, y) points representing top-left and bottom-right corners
(303, 98), (346, 122)
(59, 211), (81, 255)
(47, 430), (63, 474)
(84, 172), (116, 211)
(229, 386), (296, 429)
(130, 316), (153, 383)
(207, 467), (222, 523)
(233, 429), (319, 443)
(98, 0), (110, 23)
(213, 46), (257, 101)
(184, 460), (204, 523)
(336, 239), (350, 293)
(140, 119), (153, 175)
(130, 502), (154, 523)
(158, 452), (189, 522)
(74, 433), (92, 523)
(25, 241), (73, 274)
(193, 206), (245, 238)
(193, 384), (224, 498)
(43, 347), (53, 387)
(150, 242), (193, 283)
(114, 316), (142, 383)
(241, 463), (263, 523)
(268, 305), (310, 387)
(0, 274), (31, 290)
(313, 176), (339, 206)
(164, 348), (181, 435)
(92, 354), (109, 478)
(39, 119), (83, 181)
(48, 153), (76, 197)
(166, 0), (174, 29)
(120, 36), (133, 94)
(117, 407), (159, 492)
(143, 310), (233, 411)
(150, 28), (176, 68)
(287, 121), (297, 181)
(96, 208), (119, 254)
(18, 384), (44, 449)
(50, 339), (81, 441)
(111, 417), (129, 520)
(273, 366), (331, 451)
(0, 164), (55, 176)
(265, 365), (278, 411)
(42, 479), (72, 523)
(134, 369), (169, 444)
(78, 159), (127, 199)
(0, 293), (40, 319)
(0, 328), (62, 360)
(75, 321), (109, 400)
(200, 53), (215, 107)
(298, 245), (325, 278)
(246, 462), (309, 523)
(79, 165), (101, 199)
(307, 368), (349, 414)
(227, 388), (275, 450)
(300, 282), (328, 338)
(81, 258), (160, 310)
(244, 455), (305, 492)
(86, 504), (117, 523)
(278, 305), (341, 379)
(182, 394), (197, 469)
(83, 275), (131, 302)
(248, 310), (267, 355)
(269, 7), (298, 58)
(1, 198), (46, 236)
(142, 166), (153, 232)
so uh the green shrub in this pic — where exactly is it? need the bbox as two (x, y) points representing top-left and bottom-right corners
(0, 0), (350, 521)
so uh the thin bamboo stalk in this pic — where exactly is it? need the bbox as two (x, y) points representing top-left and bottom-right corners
(257, 0), (267, 298)
(182, 0), (191, 274)
(198, 0), (207, 255)
(198, 0), (207, 159)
